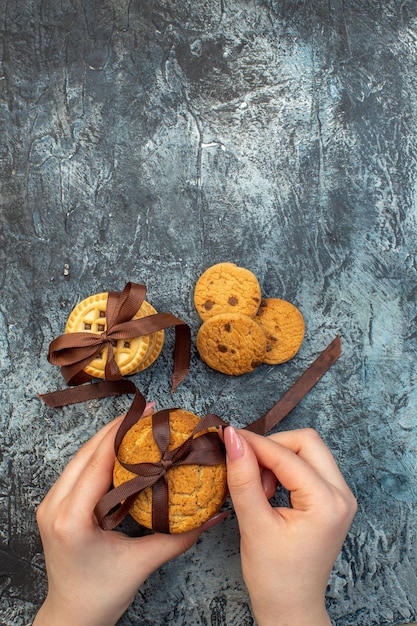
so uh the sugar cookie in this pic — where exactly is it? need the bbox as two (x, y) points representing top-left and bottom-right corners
(196, 312), (267, 375)
(194, 262), (262, 321)
(255, 298), (305, 364)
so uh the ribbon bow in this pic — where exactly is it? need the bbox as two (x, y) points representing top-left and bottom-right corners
(45, 282), (191, 392)
(93, 336), (342, 533)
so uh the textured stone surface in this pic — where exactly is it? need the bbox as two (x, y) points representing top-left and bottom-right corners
(1, 1), (417, 624)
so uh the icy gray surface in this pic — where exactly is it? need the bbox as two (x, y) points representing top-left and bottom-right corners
(1, 1), (417, 624)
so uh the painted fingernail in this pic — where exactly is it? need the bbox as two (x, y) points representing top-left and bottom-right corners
(261, 468), (278, 499)
(201, 511), (229, 531)
(224, 425), (244, 460)
(143, 401), (156, 416)
(217, 425), (225, 442)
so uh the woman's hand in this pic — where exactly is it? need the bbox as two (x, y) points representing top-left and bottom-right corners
(224, 426), (357, 626)
(33, 406), (207, 626)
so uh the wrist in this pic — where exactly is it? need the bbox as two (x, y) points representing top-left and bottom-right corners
(252, 598), (331, 626)
(32, 597), (118, 626)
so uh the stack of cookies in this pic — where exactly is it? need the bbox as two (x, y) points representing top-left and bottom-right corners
(65, 291), (165, 378)
(113, 409), (227, 534)
(194, 262), (305, 375)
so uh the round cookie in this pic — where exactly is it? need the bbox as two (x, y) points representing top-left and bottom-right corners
(194, 262), (262, 321)
(196, 313), (267, 375)
(113, 410), (227, 534)
(255, 298), (305, 364)
(65, 293), (164, 378)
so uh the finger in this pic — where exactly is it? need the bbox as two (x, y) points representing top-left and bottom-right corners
(44, 406), (155, 508)
(200, 510), (229, 530)
(239, 429), (339, 508)
(42, 416), (124, 508)
(224, 427), (277, 530)
(66, 418), (126, 518)
(71, 404), (156, 514)
(121, 527), (203, 584)
(219, 428), (277, 499)
(265, 428), (350, 493)
(143, 401), (156, 416)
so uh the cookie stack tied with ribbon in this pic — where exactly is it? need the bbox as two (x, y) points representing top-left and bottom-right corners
(40, 282), (191, 408)
(64, 291), (165, 380)
(109, 396), (228, 534)
(194, 263), (305, 375)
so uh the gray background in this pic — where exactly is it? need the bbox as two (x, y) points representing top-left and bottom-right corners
(1, 1), (417, 624)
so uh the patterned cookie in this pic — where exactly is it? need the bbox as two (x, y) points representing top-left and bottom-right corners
(113, 409), (227, 534)
(194, 262), (262, 321)
(255, 298), (305, 364)
(65, 293), (164, 378)
(130, 301), (165, 374)
(196, 313), (267, 375)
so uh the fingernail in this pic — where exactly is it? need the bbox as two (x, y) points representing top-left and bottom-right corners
(224, 425), (244, 460)
(143, 401), (156, 417)
(201, 511), (229, 531)
(261, 468), (278, 499)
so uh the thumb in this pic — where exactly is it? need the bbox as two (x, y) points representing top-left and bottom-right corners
(224, 426), (274, 532)
(126, 527), (203, 583)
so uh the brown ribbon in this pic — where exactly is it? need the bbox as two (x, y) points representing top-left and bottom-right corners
(93, 335), (341, 533)
(40, 282), (191, 404)
(245, 334), (341, 434)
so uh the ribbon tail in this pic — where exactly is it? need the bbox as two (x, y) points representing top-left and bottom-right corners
(245, 335), (341, 435)
(104, 342), (123, 380)
(113, 385), (147, 452)
(96, 494), (137, 531)
(103, 311), (191, 392)
(171, 323), (191, 392)
(61, 361), (98, 386)
(39, 379), (141, 409)
(95, 471), (161, 530)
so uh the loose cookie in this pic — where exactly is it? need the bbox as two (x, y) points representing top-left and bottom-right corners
(194, 262), (262, 321)
(113, 409), (227, 534)
(196, 313), (267, 375)
(255, 298), (305, 364)
(65, 293), (164, 378)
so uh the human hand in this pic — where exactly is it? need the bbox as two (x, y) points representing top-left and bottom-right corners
(33, 404), (214, 626)
(224, 426), (357, 626)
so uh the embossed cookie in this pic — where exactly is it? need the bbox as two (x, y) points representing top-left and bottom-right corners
(255, 298), (305, 364)
(194, 262), (262, 321)
(130, 301), (165, 374)
(113, 409), (227, 534)
(65, 293), (164, 378)
(196, 313), (267, 375)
